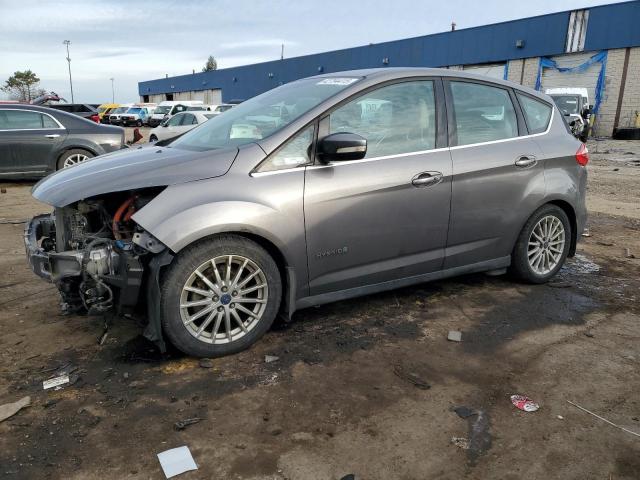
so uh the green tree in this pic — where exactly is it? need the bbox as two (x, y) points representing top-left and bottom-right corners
(1, 70), (42, 102)
(202, 55), (218, 72)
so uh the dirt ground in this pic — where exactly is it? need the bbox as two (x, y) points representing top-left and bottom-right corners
(0, 139), (639, 479)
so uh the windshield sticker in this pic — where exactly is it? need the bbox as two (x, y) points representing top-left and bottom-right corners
(317, 78), (359, 86)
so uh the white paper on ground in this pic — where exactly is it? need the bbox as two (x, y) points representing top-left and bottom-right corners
(157, 446), (198, 478)
(43, 375), (70, 390)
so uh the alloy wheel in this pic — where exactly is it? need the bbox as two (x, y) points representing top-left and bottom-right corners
(179, 255), (268, 344)
(63, 153), (90, 168)
(527, 215), (566, 275)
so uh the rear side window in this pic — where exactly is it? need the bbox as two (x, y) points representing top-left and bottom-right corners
(517, 93), (552, 134)
(450, 81), (518, 146)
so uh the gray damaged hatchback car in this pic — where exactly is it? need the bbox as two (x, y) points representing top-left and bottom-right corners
(25, 68), (587, 357)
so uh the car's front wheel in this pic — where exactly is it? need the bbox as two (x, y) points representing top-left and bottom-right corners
(149, 134), (158, 143)
(57, 149), (94, 170)
(511, 204), (571, 283)
(160, 235), (282, 357)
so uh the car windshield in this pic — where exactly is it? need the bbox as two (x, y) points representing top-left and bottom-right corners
(127, 107), (142, 114)
(551, 95), (581, 115)
(113, 107), (129, 114)
(155, 106), (171, 114)
(170, 77), (362, 151)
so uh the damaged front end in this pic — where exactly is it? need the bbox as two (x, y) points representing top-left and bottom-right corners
(24, 188), (172, 349)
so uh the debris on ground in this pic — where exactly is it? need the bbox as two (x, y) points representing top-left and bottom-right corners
(451, 437), (470, 449)
(625, 248), (636, 259)
(585, 332), (595, 338)
(510, 394), (540, 412)
(264, 355), (280, 363)
(392, 365), (430, 390)
(199, 358), (214, 368)
(596, 241), (614, 246)
(157, 446), (198, 478)
(0, 188), (6, 193)
(43, 375), (70, 390)
(582, 228), (591, 237)
(567, 400), (640, 438)
(452, 406), (492, 464)
(0, 396), (31, 422)
(447, 330), (462, 342)
(173, 417), (202, 431)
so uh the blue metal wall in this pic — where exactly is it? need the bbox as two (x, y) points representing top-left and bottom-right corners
(139, 1), (640, 102)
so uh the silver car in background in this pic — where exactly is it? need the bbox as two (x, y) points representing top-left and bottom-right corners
(25, 68), (588, 357)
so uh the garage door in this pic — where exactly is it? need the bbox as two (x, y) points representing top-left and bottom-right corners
(541, 52), (601, 105)
(463, 63), (506, 80)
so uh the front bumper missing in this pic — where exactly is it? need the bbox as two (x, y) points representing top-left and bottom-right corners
(24, 214), (83, 283)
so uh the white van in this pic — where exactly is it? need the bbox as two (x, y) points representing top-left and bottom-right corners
(148, 101), (203, 127)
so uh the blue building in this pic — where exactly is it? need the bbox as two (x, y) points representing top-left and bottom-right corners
(139, 1), (640, 136)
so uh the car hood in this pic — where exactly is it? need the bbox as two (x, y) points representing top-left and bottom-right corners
(32, 145), (238, 207)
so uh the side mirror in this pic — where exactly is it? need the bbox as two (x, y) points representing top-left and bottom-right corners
(317, 132), (367, 162)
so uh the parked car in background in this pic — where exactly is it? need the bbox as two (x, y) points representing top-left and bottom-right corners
(108, 104), (134, 125)
(148, 101), (203, 127)
(47, 103), (100, 123)
(97, 103), (120, 123)
(24, 68), (587, 358)
(545, 88), (592, 142)
(121, 105), (157, 127)
(149, 111), (215, 142)
(0, 104), (124, 179)
(186, 104), (234, 115)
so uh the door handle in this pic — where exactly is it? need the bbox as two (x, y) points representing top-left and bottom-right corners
(515, 156), (537, 168)
(44, 134), (60, 139)
(411, 171), (443, 187)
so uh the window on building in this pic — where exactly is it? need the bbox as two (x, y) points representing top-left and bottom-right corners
(566, 9), (589, 53)
(257, 125), (314, 172)
(328, 80), (436, 158)
(450, 81), (518, 146)
(517, 93), (552, 134)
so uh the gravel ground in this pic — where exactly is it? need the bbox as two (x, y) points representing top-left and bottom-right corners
(0, 139), (639, 479)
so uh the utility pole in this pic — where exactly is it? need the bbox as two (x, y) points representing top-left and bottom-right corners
(110, 77), (114, 103)
(280, 43), (284, 60)
(63, 40), (74, 103)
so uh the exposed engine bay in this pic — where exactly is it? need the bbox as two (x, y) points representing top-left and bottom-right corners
(24, 188), (167, 318)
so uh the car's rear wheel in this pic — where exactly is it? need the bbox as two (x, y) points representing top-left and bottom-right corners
(57, 149), (94, 170)
(160, 235), (282, 357)
(149, 134), (158, 143)
(136, 120), (143, 127)
(511, 204), (571, 283)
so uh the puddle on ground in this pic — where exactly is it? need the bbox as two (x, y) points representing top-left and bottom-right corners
(563, 254), (601, 275)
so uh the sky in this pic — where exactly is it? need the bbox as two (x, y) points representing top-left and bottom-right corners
(0, 0), (630, 103)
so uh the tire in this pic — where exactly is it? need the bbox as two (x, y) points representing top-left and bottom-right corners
(160, 235), (282, 357)
(136, 120), (143, 127)
(57, 148), (94, 170)
(510, 204), (571, 284)
(149, 135), (158, 143)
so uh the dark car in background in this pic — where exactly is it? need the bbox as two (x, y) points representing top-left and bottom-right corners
(0, 104), (125, 179)
(47, 103), (101, 123)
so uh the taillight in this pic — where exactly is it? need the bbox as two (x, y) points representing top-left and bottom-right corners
(90, 114), (100, 123)
(575, 143), (589, 166)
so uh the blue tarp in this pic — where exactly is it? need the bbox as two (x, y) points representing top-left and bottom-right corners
(535, 50), (608, 113)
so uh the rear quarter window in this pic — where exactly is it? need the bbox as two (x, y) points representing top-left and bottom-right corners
(516, 93), (552, 134)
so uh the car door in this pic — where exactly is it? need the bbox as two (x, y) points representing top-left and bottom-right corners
(0, 109), (66, 176)
(304, 78), (452, 296)
(443, 79), (546, 269)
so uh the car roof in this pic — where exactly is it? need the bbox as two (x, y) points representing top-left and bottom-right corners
(312, 67), (550, 102)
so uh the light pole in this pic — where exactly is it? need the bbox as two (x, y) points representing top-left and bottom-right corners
(110, 78), (114, 103)
(63, 40), (74, 103)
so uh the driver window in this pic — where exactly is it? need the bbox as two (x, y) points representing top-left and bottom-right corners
(256, 125), (314, 173)
(166, 114), (183, 127)
(328, 80), (436, 159)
